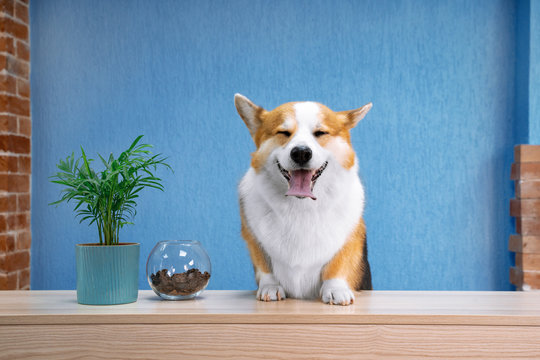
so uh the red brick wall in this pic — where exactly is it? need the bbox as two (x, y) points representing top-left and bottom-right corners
(0, 0), (30, 290)
(510, 146), (540, 290)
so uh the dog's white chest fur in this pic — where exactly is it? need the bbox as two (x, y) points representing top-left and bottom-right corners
(239, 162), (364, 299)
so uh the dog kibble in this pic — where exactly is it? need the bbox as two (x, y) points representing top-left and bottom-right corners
(151, 268), (210, 296)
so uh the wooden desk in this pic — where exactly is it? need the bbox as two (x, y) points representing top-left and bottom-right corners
(1, 290), (540, 359)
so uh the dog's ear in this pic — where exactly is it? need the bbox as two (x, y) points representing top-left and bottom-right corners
(339, 103), (372, 129)
(235, 94), (266, 138)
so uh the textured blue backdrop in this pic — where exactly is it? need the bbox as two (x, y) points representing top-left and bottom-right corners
(31, 0), (517, 291)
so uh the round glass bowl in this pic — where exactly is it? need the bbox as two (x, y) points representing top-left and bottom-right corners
(146, 240), (211, 300)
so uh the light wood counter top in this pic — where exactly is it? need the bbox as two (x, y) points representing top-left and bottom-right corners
(1, 290), (540, 359)
(1, 290), (540, 326)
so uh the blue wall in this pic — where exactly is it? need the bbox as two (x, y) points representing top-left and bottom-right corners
(31, 0), (517, 291)
(529, 0), (540, 143)
(516, 0), (540, 144)
(515, 0), (530, 145)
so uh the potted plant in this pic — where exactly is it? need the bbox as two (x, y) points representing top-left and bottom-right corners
(50, 135), (171, 305)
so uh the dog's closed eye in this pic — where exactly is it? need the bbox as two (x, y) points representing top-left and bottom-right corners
(277, 130), (292, 137)
(314, 130), (329, 137)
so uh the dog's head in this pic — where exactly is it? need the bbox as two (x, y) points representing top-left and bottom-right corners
(235, 94), (371, 200)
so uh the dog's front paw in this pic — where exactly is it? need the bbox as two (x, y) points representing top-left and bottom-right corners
(320, 279), (355, 306)
(257, 284), (286, 301)
(256, 272), (286, 301)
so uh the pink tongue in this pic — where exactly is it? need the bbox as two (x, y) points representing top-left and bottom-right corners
(286, 170), (316, 200)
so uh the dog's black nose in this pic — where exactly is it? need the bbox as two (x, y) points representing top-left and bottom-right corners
(290, 146), (312, 165)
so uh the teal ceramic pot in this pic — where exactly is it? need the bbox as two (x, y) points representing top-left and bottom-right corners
(75, 243), (140, 305)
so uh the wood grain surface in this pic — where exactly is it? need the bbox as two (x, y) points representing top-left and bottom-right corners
(1, 290), (540, 359)
(2, 323), (540, 360)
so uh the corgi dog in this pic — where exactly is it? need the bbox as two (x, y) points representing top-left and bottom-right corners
(235, 94), (372, 306)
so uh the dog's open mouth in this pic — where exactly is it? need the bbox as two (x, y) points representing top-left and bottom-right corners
(277, 161), (328, 200)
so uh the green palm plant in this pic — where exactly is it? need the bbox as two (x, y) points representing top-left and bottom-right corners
(50, 135), (171, 245)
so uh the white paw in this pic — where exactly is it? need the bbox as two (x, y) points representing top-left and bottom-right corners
(257, 284), (286, 301)
(320, 278), (355, 306)
(256, 272), (286, 301)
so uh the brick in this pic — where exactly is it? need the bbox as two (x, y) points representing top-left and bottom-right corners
(7, 174), (28, 192)
(0, 36), (14, 55)
(17, 155), (29, 174)
(0, 0), (14, 17)
(0, 114), (17, 133)
(12, 135), (30, 152)
(0, 234), (12, 252)
(510, 266), (521, 288)
(18, 0), (27, 5)
(0, 272), (18, 290)
(7, 212), (27, 230)
(16, 193), (28, 211)
(510, 199), (540, 217)
(0, 73), (16, 93)
(0, 193), (17, 212)
(11, 94), (28, 116)
(515, 253), (540, 270)
(0, 174), (7, 192)
(510, 266), (540, 290)
(0, 94), (29, 116)
(14, 1), (27, 24)
(2, 170), (26, 190)
(516, 181), (540, 199)
(15, 40), (28, 61)
(0, 53), (6, 69)
(6, 55), (29, 79)
(0, 234), (15, 252)
(17, 116), (30, 136)
(516, 217), (540, 235)
(511, 163), (540, 180)
(0, 214), (6, 232)
(0, 36), (14, 56)
(0, 155), (18, 173)
(9, 155), (17, 172)
(0, 134), (30, 153)
(5, 250), (29, 272)
(15, 230), (30, 250)
(0, 156), (6, 172)
(0, 17), (28, 41)
(18, 268), (29, 288)
(16, 79), (29, 98)
(515, 145), (540, 163)
(509, 235), (540, 253)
